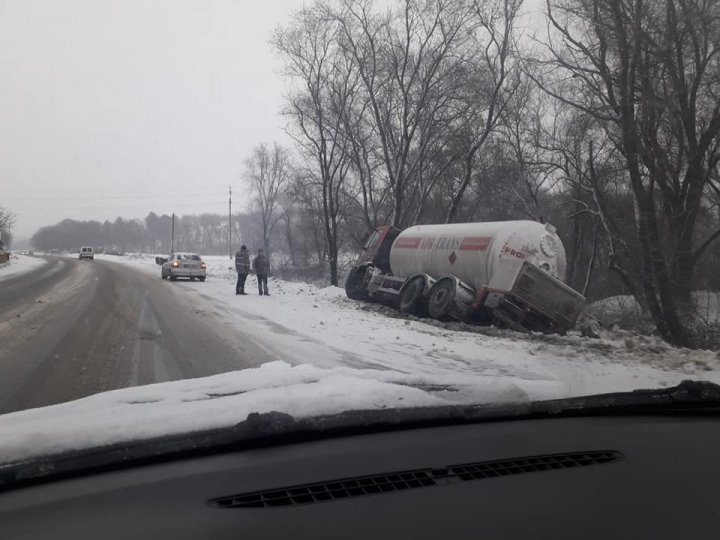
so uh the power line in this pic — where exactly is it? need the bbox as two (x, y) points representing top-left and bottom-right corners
(3, 192), (227, 201)
(7, 201), (227, 211)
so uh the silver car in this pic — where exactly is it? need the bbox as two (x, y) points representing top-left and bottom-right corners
(160, 253), (207, 281)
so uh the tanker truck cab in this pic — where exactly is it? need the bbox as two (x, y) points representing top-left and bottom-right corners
(355, 225), (400, 273)
(345, 226), (401, 300)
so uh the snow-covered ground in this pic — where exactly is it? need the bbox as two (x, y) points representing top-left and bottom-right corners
(0, 252), (718, 465)
(589, 291), (720, 326)
(0, 253), (46, 282)
(96, 253), (720, 397)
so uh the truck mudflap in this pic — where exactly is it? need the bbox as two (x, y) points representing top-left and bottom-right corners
(495, 261), (585, 333)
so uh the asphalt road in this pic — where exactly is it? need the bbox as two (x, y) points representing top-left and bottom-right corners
(0, 256), (273, 414)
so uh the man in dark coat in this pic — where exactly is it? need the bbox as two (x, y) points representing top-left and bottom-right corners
(235, 245), (250, 295)
(253, 249), (270, 296)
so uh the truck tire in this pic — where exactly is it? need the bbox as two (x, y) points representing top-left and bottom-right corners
(428, 278), (455, 320)
(345, 266), (370, 301)
(399, 276), (427, 316)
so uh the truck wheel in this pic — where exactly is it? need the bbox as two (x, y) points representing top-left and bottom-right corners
(345, 266), (370, 301)
(428, 278), (455, 320)
(399, 276), (427, 316)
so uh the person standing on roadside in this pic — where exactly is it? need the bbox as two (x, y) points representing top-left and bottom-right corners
(253, 249), (270, 296)
(235, 245), (250, 295)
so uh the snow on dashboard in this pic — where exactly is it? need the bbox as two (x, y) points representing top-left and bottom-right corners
(0, 360), (560, 465)
(0, 254), (47, 282)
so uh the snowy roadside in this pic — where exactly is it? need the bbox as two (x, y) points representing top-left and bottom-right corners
(1, 253), (718, 465)
(97, 254), (720, 398)
(0, 254), (47, 282)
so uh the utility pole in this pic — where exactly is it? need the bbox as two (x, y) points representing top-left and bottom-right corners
(171, 212), (175, 253)
(228, 185), (232, 259)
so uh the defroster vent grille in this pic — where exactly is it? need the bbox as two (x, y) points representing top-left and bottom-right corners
(210, 450), (621, 509)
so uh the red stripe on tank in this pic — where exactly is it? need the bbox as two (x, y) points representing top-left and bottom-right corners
(394, 237), (422, 249)
(459, 237), (492, 251)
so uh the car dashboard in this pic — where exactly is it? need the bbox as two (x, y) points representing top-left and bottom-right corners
(1, 414), (718, 539)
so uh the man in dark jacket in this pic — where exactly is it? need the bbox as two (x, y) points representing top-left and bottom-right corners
(253, 249), (270, 296)
(234, 245), (250, 295)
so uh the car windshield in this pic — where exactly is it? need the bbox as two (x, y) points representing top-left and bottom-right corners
(0, 0), (719, 468)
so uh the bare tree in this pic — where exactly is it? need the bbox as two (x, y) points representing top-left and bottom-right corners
(273, 4), (357, 285)
(0, 206), (15, 247)
(334, 0), (475, 227)
(532, 0), (720, 346)
(445, 0), (525, 223)
(244, 142), (291, 253)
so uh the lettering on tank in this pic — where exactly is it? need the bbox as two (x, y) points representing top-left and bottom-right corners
(418, 237), (463, 250)
(499, 242), (539, 260)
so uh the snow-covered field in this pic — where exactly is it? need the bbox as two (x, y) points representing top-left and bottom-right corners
(0, 253), (46, 282)
(589, 292), (720, 326)
(1, 252), (718, 465)
(97, 253), (720, 397)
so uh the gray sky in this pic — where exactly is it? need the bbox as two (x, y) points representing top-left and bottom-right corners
(0, 0), (298, 238)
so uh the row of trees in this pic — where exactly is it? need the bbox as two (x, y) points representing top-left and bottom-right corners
(29, 209), (329, 277)
(240, 0), (720, 347)
(31, 214), (242, 256)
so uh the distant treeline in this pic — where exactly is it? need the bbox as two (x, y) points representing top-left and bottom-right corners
(30, 210), (332, 278)
(31, 213), (261, 256)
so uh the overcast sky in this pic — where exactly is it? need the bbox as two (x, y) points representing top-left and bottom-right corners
(0, 0), (299, 238)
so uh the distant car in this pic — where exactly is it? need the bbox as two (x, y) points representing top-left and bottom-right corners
(79, 247), (94, 260)
(160, 253), (207, 281)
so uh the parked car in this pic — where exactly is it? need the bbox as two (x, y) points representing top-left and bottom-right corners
(160, 253), (207, 281)
(79, 247), (94, 260)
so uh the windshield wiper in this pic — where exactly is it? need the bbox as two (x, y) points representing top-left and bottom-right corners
(508, 379), (720, 418)
(1, 380), (719, 492)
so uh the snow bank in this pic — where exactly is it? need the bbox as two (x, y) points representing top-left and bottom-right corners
(0, 254), (47, 282)
(588, 292), (720, 327)
(98, 253), (720, 394)
(0, 361), (561, 465)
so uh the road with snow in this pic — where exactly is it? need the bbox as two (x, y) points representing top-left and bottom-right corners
(1, 253), (718, 419)
(0, 256), (274, 414)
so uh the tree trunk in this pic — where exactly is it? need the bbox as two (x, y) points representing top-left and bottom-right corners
(634, 187), (689, 346)
(446, 151), (474, 223)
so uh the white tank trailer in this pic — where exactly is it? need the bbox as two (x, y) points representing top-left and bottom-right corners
(345, 221), (585, 333)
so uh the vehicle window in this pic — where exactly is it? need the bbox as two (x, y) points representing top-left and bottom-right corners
(363, 230), (381, 250)
(1, 0), (718, 480)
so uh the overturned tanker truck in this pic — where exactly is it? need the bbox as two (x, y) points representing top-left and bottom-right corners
(345, 221), (586, 333)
